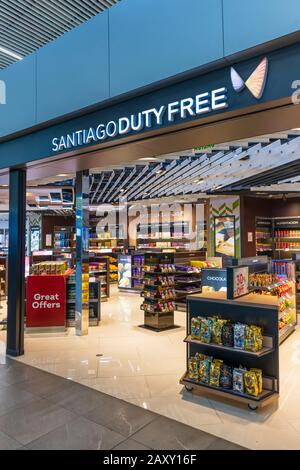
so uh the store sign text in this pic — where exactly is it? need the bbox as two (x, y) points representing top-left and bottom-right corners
(52, 87), (228, 152)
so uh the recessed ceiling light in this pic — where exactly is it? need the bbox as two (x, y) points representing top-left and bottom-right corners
(215, 185), (223, 190)
(195, 179), (204, 185)
(57, 174), (69, 177)
(0, 46), (23, 60)
(138, 157), (159, 161)
(156, 169), (164, 175)
(120, 189), (125, 192)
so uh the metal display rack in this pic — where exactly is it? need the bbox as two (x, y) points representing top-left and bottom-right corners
(180, 292), (279, 410)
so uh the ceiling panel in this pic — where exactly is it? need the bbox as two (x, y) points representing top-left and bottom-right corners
(0, 0), (119, 69)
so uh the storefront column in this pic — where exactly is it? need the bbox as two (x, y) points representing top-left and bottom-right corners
(75, 170), (89, 336)
(6, 168), (26, 356)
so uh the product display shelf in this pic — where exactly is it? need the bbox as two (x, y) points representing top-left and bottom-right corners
(184, 335), (275, 358)
(174, 270), (202, 311)
(136, 221), (195, 251)
(255, 217), (273, 256)
(66, 277), (101, 326)
(180, 292), (279, 410)
(53, 226), (75, 251)
(89, 257), (110, 301)
(140, 252), (178, 332)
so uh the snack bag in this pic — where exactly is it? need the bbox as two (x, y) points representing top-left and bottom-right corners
(211, 318), (227, 345)
(209, 359), (223, 387)
(200, 318), (212, 344)
(245, 325), (263, 352)
(198, 357), (211, 384)
(234, 323), (246, 349)
(220, 364), (233, 389)
(222, 323), (234, 348)
(191, 317), (201, 340)
(188, 357), (199, 381)
(233, 368), (244, 394)
(250, 368), (263, 395)
(244, 370), (259, 397)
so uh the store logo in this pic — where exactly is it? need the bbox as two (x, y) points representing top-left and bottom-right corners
(0, 80), (6, 104)
(230, 57), (268, 100)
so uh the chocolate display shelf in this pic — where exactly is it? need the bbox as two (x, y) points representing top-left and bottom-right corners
(182, 292), (280, 410)
(180, 373), (277, 408)
(140, 252), (178, 331)
(184, 335), (275, 358)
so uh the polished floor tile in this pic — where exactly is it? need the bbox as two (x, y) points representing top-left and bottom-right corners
(133, 416), (220, 450)
(0, 384), (36, 417)
(0, 430), (23, 450)
(113, 438), (152, 450)
(47, 382), (118, 415)
(0, 398), (76, 445)
(27, 416), (125, 450)
(83, 398), (157, 437)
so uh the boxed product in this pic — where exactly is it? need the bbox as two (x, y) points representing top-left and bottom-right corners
(209, 359), (223, 387)
(250, 368), (263, 395)
(234, 323), (246, 350)
(220, 364), (233, 389)
(222, 323), (234, 348)
(198, 356), (212, 384)
(232, 368), (245, 394)
(191, 317), (201, 340)
(200, 318), (212, 343)
(211, 317), (227, 345)
(244, 325), (263, 352)
(244, 370), (259, 397)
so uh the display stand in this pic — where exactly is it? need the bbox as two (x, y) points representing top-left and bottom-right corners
(66, 276), (101, 326)
(89, 257), (110, 301)
(140, 252), (179, 331)
(181, 291), (279, 410)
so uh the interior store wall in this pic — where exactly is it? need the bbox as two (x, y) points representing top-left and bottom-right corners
(242, 195), (300, 257)
(209, 196), (241, 257)
(41, 214), (74, 249)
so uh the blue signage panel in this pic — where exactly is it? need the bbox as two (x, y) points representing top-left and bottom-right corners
(201, 268), (227, 293)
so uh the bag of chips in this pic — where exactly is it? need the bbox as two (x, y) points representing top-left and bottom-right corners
(245, 325), (263, 352)
(211, 318), (227, 345)
(188, 357), (199, 381)
(244, 370), (259, 397)
(200, 318), (212, 344)
(198, 357), (212, 384)
(233, 368), (244, 394)
(191, 317), (201, 340)
(222, 323), (234, 348)
(209, 359), (223, 387)
(234, 323), (246, 349)
(250, 368), (263, 394)
(220, 364), (233, 389)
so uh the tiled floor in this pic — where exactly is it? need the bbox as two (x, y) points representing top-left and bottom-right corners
(1, 286), (300, 449)
(0, 358), (244, 450)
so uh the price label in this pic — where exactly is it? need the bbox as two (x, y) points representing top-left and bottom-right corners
(233, 267), (249, 298)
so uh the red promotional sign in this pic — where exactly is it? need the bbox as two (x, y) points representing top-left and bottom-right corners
(26, 275), (66, 328)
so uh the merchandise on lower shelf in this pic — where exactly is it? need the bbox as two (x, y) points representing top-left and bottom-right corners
(181, 292), (279, 409)
(66, 274), (101, 325)
(187, 353), (263, 397)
